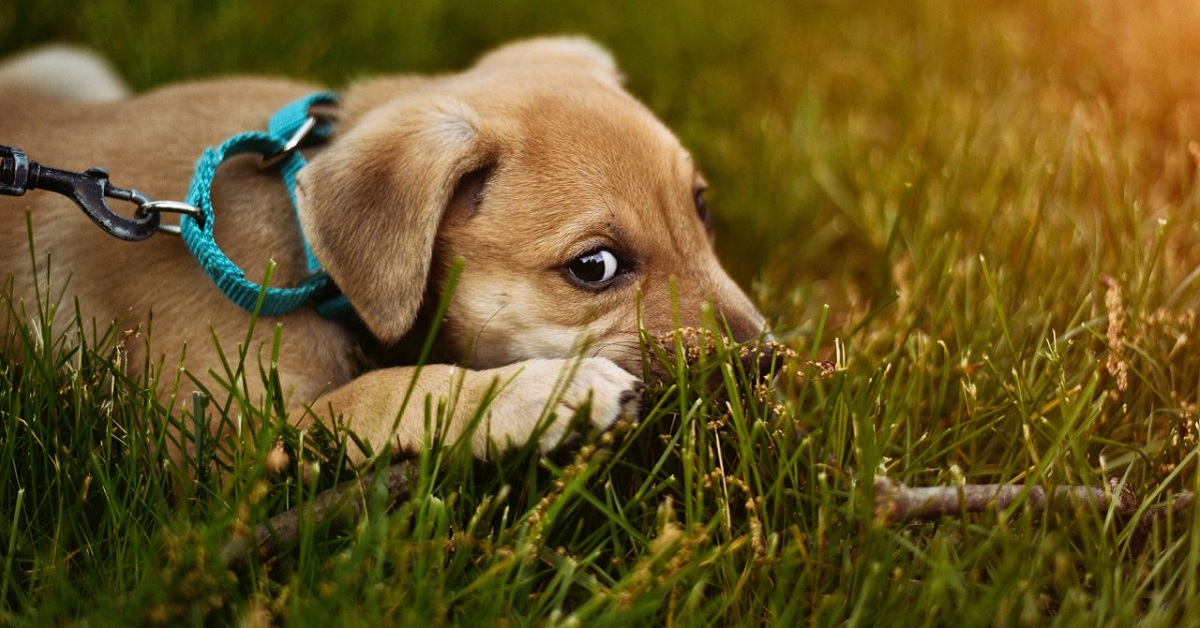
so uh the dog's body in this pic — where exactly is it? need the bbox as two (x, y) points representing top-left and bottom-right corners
(0, 38), (766, 463)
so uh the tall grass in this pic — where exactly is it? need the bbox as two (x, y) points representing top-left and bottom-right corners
(3, 0), (1200, 624)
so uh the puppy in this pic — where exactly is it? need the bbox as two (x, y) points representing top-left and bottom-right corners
(0, 37), (767, 464)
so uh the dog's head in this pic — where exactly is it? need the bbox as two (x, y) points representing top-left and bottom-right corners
(296, 37), (766, 377)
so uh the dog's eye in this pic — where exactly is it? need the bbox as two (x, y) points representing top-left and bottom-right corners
(694, 186), (713, 232)
(567, 249), (620, 287)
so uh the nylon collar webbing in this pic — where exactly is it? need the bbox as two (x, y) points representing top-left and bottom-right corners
(180, 92), (352, 319)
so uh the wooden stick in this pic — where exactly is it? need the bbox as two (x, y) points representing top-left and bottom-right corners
(873, 476), (1141, 524)
(874, 476), (1196, 556)
(221, 461), (416, 566)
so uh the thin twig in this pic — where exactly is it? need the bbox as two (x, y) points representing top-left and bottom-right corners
(221, 461), (416, 566)
(873, 476), (1141, 524)
(1140, 491), (1195, 525)
(875, 477), (1196, 558)
(1132, 491), (1196, 553)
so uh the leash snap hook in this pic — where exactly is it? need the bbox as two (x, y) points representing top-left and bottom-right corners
(1, 145), (161, 241)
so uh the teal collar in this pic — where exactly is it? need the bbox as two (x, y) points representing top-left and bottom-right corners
(181, 92), (352, 320)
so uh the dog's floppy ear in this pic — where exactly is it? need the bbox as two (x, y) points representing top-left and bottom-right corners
(471, 36), (624, 86)
(296, 96), (495, 344)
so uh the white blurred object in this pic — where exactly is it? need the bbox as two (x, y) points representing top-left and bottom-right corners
(0, 44), (129, 102)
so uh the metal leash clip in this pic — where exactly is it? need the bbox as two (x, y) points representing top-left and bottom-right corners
(0, 144), (200, 241)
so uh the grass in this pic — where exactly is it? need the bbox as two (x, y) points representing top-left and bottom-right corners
(4, 0), (1200, 624)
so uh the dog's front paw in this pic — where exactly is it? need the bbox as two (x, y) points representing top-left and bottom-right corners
(537, 357), (643, 452)
(479, 357), (642, 454)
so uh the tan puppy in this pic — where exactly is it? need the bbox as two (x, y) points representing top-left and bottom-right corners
(0, 38), (767, 464)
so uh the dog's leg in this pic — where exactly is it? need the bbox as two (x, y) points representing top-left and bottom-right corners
(302, 357), (642, 462)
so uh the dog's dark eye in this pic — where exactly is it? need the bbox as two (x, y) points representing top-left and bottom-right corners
(694, 186), (713, 232)
(567, 249), (620, 287)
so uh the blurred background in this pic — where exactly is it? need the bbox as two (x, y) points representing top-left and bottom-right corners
(6, 1), (1200, 348)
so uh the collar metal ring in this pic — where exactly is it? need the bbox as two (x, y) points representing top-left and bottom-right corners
(137, 199), (202, 236)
